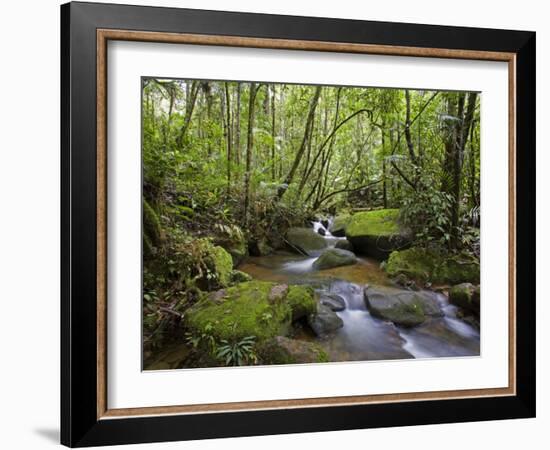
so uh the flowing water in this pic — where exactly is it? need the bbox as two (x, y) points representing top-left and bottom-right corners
(239, 219), (480, 362)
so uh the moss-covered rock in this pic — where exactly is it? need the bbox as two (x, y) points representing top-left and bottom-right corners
(213, 225), (248, 268)
(313, 248), (357, 270)
(345, 209), (410, 259)
(205, 245), (233, 289)
(186, 281), (316, 343)
(143, 198), (162, 246)
(286, 285), (317, 320)
(329, 214), (351, 237)
(187, 281), (291, 342)
(286, 227), (328, 256)
(230, 270), (253, 284)
(385, 247), (480, 285)
(449, 283), (480, 316)
(363, 287), (442, 327)
(259, 336), (329, 365)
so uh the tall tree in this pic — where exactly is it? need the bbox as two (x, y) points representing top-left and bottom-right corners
(243, 83), (259, 226)
(441, 92), (478, 248)
(277, 86), (322, 199)
(223, 83), (232, 194)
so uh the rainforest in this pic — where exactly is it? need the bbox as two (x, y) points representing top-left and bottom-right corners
(142, 78), (481, 370)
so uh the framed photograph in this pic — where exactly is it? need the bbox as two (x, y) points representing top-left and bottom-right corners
(61, 1), (535, 447)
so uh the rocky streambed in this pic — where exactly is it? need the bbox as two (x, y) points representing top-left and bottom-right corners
(238, 218), (480, 362)
(145, 211), (480, 369)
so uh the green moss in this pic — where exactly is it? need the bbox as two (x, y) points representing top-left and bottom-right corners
(386, 247), (433, 282)
(315, 348), (329, 362)
(286, 285), (316, 320)
(329, 214), (351, 236)
(213, 225), (248, 268)
(230, 270), (253, 284)
(143, 232), (154, 258)
(258, 337), (329, 365)
(143, 199), (162, 245)
(186, 281), (292, 342)
(449, 283), (479, 315)
(346, 209), (400, 238)
(207, 245), (233, 288)
(433, 257), (480, 285)
(385, 247), (480, 285)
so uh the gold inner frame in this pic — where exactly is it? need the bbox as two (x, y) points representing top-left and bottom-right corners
(96, 29), (517, 420)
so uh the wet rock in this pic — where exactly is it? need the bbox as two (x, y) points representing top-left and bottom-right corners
(308, 303), (344, 336)
(286, 227), (328, 256)
(334, 239), (354, 252)
(317, 227), (326, 236)
(320, 293), (346, 311)
(313, 248), (357, 270)
(321, 219), (330, 229)
(363, 287), (443, 327)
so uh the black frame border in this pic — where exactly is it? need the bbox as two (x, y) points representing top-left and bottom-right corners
(61, 2), (536, 447)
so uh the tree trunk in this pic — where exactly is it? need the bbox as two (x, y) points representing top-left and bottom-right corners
(224, 83), (232, 195)
(243, 83), (258, 226)
(277, 86), (322, 199)
(235, 83), (241, 166)
(176, 80), (199, 149)
(441, 92), (478, 248)
(271, 85), (276, 181)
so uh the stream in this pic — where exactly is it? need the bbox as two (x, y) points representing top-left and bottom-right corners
(239, 219), (480, 362)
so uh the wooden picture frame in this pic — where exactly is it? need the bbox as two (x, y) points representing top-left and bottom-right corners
(61, 1), (535, 447)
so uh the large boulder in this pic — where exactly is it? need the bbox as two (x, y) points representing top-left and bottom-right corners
(313, 248), (357, 270)
(186, 281), (316, 342)
(308, 303), (344, 336)
(345, 209), (410, 260)
(363, 287), (443, 327)
(329, 214), (351, 237)
(385, 247), (480, 285)
(286, 227), (327, 256)
(259, 336), (329, 364)
(449, 283), (480, 316)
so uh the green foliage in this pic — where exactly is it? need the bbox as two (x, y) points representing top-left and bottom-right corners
(400, 185), (453, 246)
(215, 334), (258, 366)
